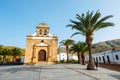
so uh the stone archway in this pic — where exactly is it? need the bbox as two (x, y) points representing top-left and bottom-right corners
(38, 50), (46, 61)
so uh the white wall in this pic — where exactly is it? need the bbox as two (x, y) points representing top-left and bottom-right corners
(112, 51), (120, 64)
(57, 53), (78, 61)
(21, 56), (24, 63)
(57, 53), (67, 61)
(69, 54), (78, 60)
(85, 50), (120, 64)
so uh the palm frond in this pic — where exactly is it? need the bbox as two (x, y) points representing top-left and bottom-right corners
(98, 15), (113, 24)
(91, 11), (101, 26)
(97, 22), (114, 30)
(76, 14), (85, 25)
(70, 20), (79, 25)
(67, 10), (114, 43)
(66, 24), (74, 27)
(71, 32), (83, 38)
(70, 41), (88, 54)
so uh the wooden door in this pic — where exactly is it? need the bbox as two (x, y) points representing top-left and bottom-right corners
(38, 50), (46, 61)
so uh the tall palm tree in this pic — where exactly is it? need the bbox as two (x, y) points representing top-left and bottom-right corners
(60, 39), (74, 63)
(67, 11), (114, 70)
(11, 48), (22, 62)
(70, 41), (88, 64)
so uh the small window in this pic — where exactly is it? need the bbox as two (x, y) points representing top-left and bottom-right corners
(115, 55), (119, 60)
(44, 30), (47, 35)
(99, 57), (101, 61)
(96, 57), (98, 62)
(39, 30), (42, 35)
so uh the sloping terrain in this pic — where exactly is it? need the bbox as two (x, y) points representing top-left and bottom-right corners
(1, 46), (25, 55)
(92, 39), (120, 54)
(59, 39), (120, 54)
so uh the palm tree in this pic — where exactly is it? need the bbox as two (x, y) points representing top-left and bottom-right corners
(0, 48), (11, 63)
(70, 41), (88, 64)
(60, 39), (74, 63)
(67, 11), (114, 70)
(70, 42), (81, 64)
(11, 48), (22, 62)
(79, 42), (88, 65)
(0, 45), (3, 53)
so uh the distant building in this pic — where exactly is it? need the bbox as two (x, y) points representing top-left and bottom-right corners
(57, 52), (78, 61)
(21, 56), (24, 63)
(85, 50), (120, 64)
(24, 22), (58, 64)
(58, 53), (67, 61)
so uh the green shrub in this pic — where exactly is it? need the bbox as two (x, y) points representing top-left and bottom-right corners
(5, 58), (11, 63)
(59, 60), (66, 63)
(0, 56), (2, 62)
(70, 59), (78, 63)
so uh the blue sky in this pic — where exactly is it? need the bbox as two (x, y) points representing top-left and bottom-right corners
(0, 0), (120, 48)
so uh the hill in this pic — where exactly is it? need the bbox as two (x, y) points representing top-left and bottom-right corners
(91, 39), (120, 54)
(1, 46), (25, 56)
(59, 39), (120, 54)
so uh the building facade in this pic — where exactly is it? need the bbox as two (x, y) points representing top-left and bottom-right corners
(57, 52), (78, 61)
(85, 50), (120, 64)
(24, 22), (58, 64)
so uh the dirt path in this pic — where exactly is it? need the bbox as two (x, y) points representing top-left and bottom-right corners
(99, 63), (120, 72)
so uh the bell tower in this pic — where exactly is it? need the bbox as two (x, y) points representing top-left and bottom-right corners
(24, 22), (58, 64)
(36, 22), (49, 37)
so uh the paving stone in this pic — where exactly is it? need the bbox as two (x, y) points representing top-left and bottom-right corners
(0, 64), (120, 80)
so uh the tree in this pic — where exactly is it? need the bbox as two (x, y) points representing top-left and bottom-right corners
(79, 42), (88, 65)
(60, 39), (74, 63)
(0, 45), (3, 49)
(0, 45), (3, 53)
(11, 48), (22, 62)
(0, 48), (11, 63)
(70, 42), (81, 64)
(67, 10), (114, 70)
(70, 41), (88, 64)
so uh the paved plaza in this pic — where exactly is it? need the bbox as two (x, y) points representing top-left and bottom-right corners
(0, 64), (120, 80)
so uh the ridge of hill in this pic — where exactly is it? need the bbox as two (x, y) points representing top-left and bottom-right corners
(92, 39), (120, 54)
(59, 39), (120, 54)
(0, 46), (25, 56)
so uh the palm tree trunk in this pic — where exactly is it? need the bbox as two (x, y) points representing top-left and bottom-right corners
(86, 36), (95, 70)
(13, 56), (16, 63)
(66, 46), (69, 63)
(87, 43), (95, 70)
(81, 53), (85, 65)
(3, 55), (6, 64)
(77, 52), (81, 64)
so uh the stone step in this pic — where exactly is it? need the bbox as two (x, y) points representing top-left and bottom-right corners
(35, 61), (55, 66)
(38, 61), (48, 64)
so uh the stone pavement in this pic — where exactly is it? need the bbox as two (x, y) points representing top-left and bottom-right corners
(0, 64), (120, 80)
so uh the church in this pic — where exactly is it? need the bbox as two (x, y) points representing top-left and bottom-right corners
(24, 22), (58, 64)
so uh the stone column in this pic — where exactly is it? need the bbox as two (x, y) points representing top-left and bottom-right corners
(48, 46), (52, 62)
